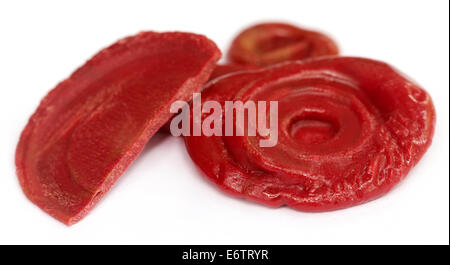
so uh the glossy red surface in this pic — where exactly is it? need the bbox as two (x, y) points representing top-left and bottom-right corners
(16, 32), (221, 225)
(184, 57), (435, 211)
(228, 23), (339, 66)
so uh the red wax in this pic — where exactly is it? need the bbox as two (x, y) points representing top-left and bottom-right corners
(16, 32), (221, 225)
(184, 57), (435, 211)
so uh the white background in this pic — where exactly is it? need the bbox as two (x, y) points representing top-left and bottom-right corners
(0, 0), (448, 245)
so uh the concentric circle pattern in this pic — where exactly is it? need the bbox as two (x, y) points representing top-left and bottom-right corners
(184, 57), (435, 211)
(228, 23), (339, 66)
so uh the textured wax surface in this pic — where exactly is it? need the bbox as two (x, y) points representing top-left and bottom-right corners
(15, 32), (221, 225)
(184, 57), (435, 211)
(228, 23), (339, 66)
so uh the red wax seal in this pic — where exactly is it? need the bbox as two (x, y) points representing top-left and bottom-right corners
(16, 32), (221, 225)
(228, 22), (339, 66)
(184, 57), (435, 211)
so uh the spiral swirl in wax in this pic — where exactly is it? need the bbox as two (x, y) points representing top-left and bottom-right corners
(184, 57), (435, 211)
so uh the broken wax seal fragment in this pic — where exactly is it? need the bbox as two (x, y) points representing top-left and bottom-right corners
(184, 57), (435, 211)
(228, 22), (339, 66)
(15, 32), (221, 225)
